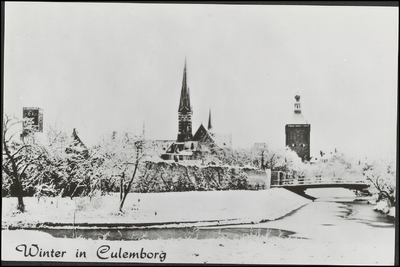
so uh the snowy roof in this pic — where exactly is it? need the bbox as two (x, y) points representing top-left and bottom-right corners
(291, 113), (308, 124)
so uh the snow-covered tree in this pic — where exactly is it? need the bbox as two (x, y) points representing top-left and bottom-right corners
(251, 144), (283, 170)
(36, 126), (102, 200)
(2, 115), (47, 212)
(363, 160), (396, 210)
(303, 152), (362, 181)
(95, 133), (145, 212)
(273, 147), (304, 175)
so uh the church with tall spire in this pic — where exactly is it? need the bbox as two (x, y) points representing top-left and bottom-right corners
(161, 60), (232, 161)
(285, 94), (311, 161)
(177, 59), (193, 142)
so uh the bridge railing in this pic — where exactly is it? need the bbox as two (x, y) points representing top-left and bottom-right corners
(271, 175), (367, 186)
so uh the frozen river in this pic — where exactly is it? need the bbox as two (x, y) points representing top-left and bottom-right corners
(18, 188), (395, 245)
(217, 188), (395, 242)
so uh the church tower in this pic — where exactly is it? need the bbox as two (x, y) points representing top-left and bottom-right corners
(285, 95), (311, 161)
(177, 60), (193, 142)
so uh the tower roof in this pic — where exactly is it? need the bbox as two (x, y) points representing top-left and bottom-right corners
(178, 59), (192, 113)
(66, 128), (89, 157)
(291, 113), (307, 124)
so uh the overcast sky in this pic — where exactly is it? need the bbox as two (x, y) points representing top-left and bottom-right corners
(4, 2), (398, 162)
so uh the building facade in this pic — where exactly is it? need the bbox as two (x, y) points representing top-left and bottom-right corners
(285, 95), (311, 161)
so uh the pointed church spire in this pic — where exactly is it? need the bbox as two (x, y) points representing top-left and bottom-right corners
(177, 58), (193, 142)
(208, 109), (213, 131)
(178, 58), (191, 113)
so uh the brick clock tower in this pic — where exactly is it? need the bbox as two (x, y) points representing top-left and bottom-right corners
(177, 60), (193, 142)
(285, 95), (311, 161)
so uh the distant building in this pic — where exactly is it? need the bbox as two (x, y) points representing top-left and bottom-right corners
(66, 128), (89, 159)
(20, 107), (44, 142)
(21, 107), (43, 141)
(22, 107), (43, 132)
(161, 60), (232, 161)
(285, 95), (311, 161)
(146, 139), (175, 157)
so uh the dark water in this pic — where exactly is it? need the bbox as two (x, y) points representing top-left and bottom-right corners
(342, 200), (395, 226)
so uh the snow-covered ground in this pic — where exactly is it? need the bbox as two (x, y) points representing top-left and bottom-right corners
(2, 188), (310, 227)
(1, 189), (395, 264)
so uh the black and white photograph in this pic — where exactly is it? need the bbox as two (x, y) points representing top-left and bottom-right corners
(2, 2), (398, 265)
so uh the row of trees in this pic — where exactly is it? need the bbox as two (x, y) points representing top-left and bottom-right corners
(2, 115), (144, 212)
(2, 115), (269, 212)
(2, 114), (396, 215)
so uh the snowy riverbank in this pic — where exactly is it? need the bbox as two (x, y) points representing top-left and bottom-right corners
(2, 188), (311, 229)
(2, 189), (395, 265)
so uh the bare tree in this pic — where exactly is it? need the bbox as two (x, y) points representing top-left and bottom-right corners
(251, 144), (279, 170)
(96, 133), (145, 212)
(2, 115), (46, 212)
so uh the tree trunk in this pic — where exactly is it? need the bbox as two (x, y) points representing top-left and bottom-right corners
(119, 163), (139, 212)
(15, 178), (25, 212)
(119, 174), (124, 202)
(17, 195), (25, 212)
(70, 182), (84, 200)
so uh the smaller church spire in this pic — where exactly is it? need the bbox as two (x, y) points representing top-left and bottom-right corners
(208, 109), (213, 131)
